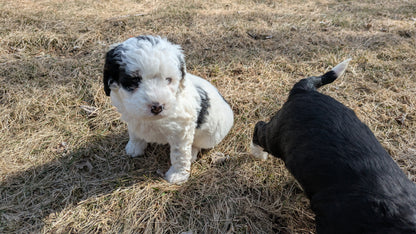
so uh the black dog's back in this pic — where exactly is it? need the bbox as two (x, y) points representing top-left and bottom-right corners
(252, 59), (416, 233)
(281, 85), (416, 233)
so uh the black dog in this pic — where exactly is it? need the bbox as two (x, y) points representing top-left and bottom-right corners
(251, 59), (416, 233)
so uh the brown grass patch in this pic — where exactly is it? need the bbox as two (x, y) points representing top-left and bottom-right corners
(1, 0), (416, 233)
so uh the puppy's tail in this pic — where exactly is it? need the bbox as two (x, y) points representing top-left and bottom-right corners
(293, 58), (351, 93)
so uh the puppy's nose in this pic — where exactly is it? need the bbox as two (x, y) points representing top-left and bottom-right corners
(150, 103), (164, 115)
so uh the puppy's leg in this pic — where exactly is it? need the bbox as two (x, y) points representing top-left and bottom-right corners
(125, 125), (147, 157)
(191, 146), (200, 162)
(165, 131), (194, 184)
(251, 121), (268, 161)
(250, 142), (268, 161)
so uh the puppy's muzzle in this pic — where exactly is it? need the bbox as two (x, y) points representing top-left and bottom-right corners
(150, 103), (164, 115)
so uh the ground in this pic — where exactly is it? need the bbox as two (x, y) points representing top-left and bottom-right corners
(1, 0), (415, 233)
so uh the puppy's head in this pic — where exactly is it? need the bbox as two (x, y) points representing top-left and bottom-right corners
(103, 35), (186, 118)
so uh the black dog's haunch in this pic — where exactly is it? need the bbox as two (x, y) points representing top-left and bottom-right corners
(251, 59), (416, 233)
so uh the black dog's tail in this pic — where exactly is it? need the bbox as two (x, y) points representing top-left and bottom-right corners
(292, 58), (351, 93)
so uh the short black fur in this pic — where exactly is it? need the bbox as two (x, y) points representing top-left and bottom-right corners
(196, 86), (210, 128)
(253, 74), (416, 233)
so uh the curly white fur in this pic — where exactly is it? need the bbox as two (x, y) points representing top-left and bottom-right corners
(103, 36), (234, 184)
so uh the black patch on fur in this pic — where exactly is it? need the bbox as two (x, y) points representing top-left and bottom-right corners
(103, 45), (123, 96)
(120, 75), (142, 92)
(253, 76), (416, 233)
(103, 44), (142, 95)
(196, 86), (210, 128)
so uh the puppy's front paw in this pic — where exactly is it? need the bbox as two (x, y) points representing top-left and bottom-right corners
(250, 142), (268, 161)
(165, 167), (190, 184)
(125, 139), (147, 157)
(191, 147), (200, 163)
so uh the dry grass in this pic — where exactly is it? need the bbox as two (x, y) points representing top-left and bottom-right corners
(1, 0), (415, 233)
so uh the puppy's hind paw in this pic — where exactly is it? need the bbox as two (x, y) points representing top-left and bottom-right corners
(250, 142), (268, 161)
(125, 139), (147, 157)
(165, 167), (190, 184)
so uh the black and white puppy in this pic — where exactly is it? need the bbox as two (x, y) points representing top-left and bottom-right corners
(103, 35), (234, 184)
(251, 59), (416, 233)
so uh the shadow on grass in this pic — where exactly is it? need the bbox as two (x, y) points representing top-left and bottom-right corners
(0, 131), (314, 233)
(0, 132), (171, 232)
(161, 154), (314, 234)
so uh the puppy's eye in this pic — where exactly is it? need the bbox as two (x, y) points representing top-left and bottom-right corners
(121, 75), (141, 92)
(166, 77), (172, 84)
(126, 86), (138, 92)
(127, 78), (140, 91)
(132, 77), (141, 83)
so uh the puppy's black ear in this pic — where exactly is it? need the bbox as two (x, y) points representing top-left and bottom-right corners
(103, 48), (120, 96)
(103, 66), (112, 96)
